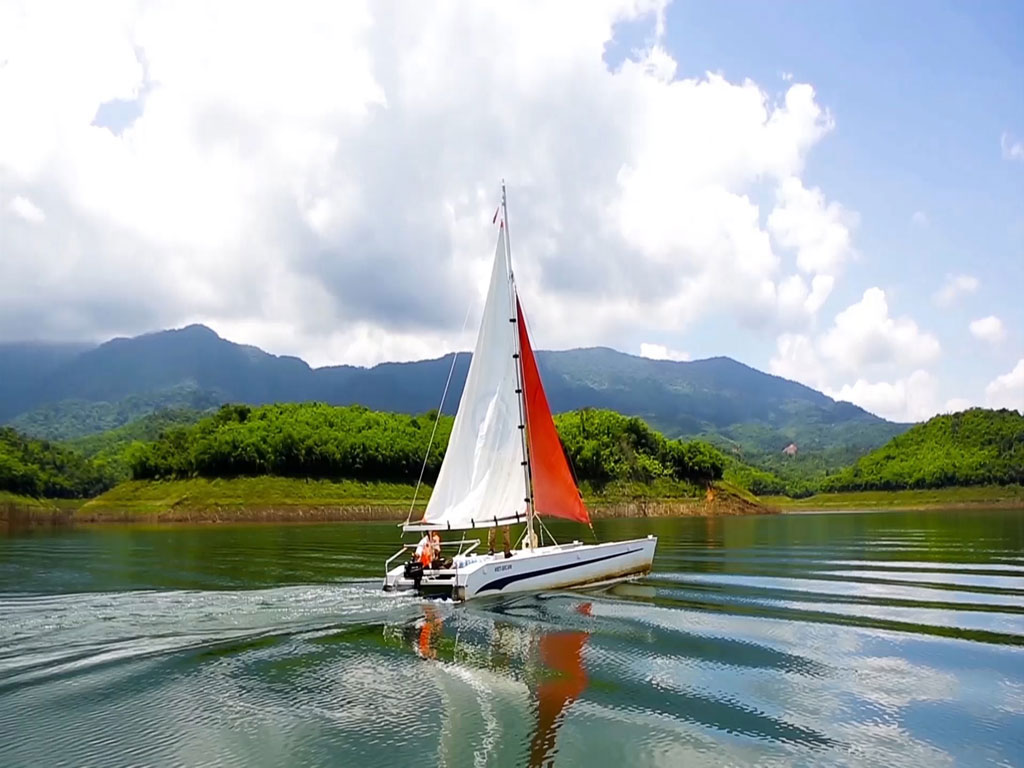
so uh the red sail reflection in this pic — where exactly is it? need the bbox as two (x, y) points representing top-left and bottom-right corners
(528, 602), (592, 766)
(410, 601), (592, 766)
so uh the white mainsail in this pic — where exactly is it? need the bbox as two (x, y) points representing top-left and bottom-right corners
(416, 226), (527, 530)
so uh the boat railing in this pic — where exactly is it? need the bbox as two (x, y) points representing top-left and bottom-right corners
(384, 538), (481, 580)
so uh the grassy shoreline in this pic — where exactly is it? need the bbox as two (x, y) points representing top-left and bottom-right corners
(764, 484), (1024, 511)
(6, 480), (1022, 526)
(4, 477), (773, 524)
(0, 491), (81, 526)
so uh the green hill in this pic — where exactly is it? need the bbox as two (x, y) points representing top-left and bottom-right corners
(540, 348), (905, 455)
(9, 385), (220, 441)
(0, 427), (113, 499)
(2, 325), (907, 469)
(126, 403), (726, 493)
(75, 407), (759, 522)
(67, 408), (209, 482)
(1, 401), (736, 502)
(127, 403), (453, 483)
(0, 340), (93, 420)
(822, 408), (1024, 491)
(9, 402), (1020, 508)
(552, 408), (724, 491)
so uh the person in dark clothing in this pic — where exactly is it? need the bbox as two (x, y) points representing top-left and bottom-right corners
(488, 525), (511, 558)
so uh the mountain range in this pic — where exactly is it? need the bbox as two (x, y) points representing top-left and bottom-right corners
(0, 324), (909, 459)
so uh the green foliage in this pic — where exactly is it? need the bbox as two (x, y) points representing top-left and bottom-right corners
(7, 385), (221, 441)
(762, 485), (1024, 509)
(128, 403), (454, 483)
(67, 408), (206, 482)
(3, 327), (908, 468)
(723, 459), (792, 497)
(553, 409), (724, 487)
(715, 448), (824, 497)
(123, 403), (726, 491)
(543, 349), (907, 461)
(0, 427), (114, 498)
(82, 477), (427, 518)
(822, 408), (1024, 491)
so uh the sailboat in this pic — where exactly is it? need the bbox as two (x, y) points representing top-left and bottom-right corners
(383, 183), (657, 601)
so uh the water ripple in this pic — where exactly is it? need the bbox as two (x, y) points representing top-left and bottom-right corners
(1, 511), (1022, 766)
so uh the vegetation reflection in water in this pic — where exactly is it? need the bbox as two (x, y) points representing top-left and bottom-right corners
(0, 510), (1022, 766)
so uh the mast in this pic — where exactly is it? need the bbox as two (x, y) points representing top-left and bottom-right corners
(503, 181), (536, 550)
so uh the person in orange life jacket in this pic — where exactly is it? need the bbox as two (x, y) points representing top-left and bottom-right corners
(414, 531), (445, 568)
(415, 534), (433, 567)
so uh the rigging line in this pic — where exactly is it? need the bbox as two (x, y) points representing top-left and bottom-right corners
(402, 299), (476, 530)
(536, 515), (558, 547)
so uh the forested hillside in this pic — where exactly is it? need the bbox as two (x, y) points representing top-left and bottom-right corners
(127, 403), (452, 483)
(540, 349), (905, 454)
(0, 341), (93, 419)
(9, 386), (219, 441)
(68, 409), (208, 481)
(3, 325), (907, 469)
(0, 404), (727, 500)
(127, 404), (726, 490)
(0, 427), (112, 499)
(823, 409), (1024, 491)
(4, 403), (1019, 502)
(553, 409), (724, 488)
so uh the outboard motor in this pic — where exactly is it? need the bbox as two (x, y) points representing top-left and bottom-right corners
(404, 559), (424, 588)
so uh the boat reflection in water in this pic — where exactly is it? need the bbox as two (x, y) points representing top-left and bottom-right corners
(528, 602), (590, 766)
(389, 597), (592, 767)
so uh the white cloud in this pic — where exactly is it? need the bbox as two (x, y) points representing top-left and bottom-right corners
(910, 210), (928, 227)
(827, 370), (938, 422)
(933, 273), (979, 307)
(776, 273), (835, 321)
(8, 195), (45, 223)
(985, 359), (1024, 411)
(770, 288), (947, 421)
(1001, 132), (1024, 162)
(639, 342), (689, 361)
(0, 1), (845, 362)
(969, 315), (1006, 344)
(767, 176), (857, 277)
(769, 332), (828, 390)
(819, 287), (940, 372)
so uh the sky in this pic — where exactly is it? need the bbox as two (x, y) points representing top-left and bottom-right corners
(0, 0), (1021, 422)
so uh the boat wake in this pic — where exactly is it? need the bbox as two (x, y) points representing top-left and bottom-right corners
(1, 511), (1022, 766)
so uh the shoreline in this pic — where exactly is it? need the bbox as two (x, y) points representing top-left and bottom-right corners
(5, 498), (774, 525)
(764, 484), (1024, 512)
(5, 483), (1022, 527)
(780, 500), (1024, 514)
(2, 482), (775, 526)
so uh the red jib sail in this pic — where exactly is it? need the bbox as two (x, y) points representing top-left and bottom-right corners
(516, 296), (590, 525)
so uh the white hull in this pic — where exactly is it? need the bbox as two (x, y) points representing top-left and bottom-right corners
(384, 535), (656, 601)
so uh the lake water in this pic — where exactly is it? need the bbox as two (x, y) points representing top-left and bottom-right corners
(1, 510), (1022, 767)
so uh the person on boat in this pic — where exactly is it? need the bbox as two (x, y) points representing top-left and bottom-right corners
(488, 525), (511, 558)
(415, 534), (434, 567)
(430, 531), (443, 567)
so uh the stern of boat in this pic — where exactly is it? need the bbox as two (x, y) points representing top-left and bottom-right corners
(384, 535), (657, 602)
(382, 537), (489, 600)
